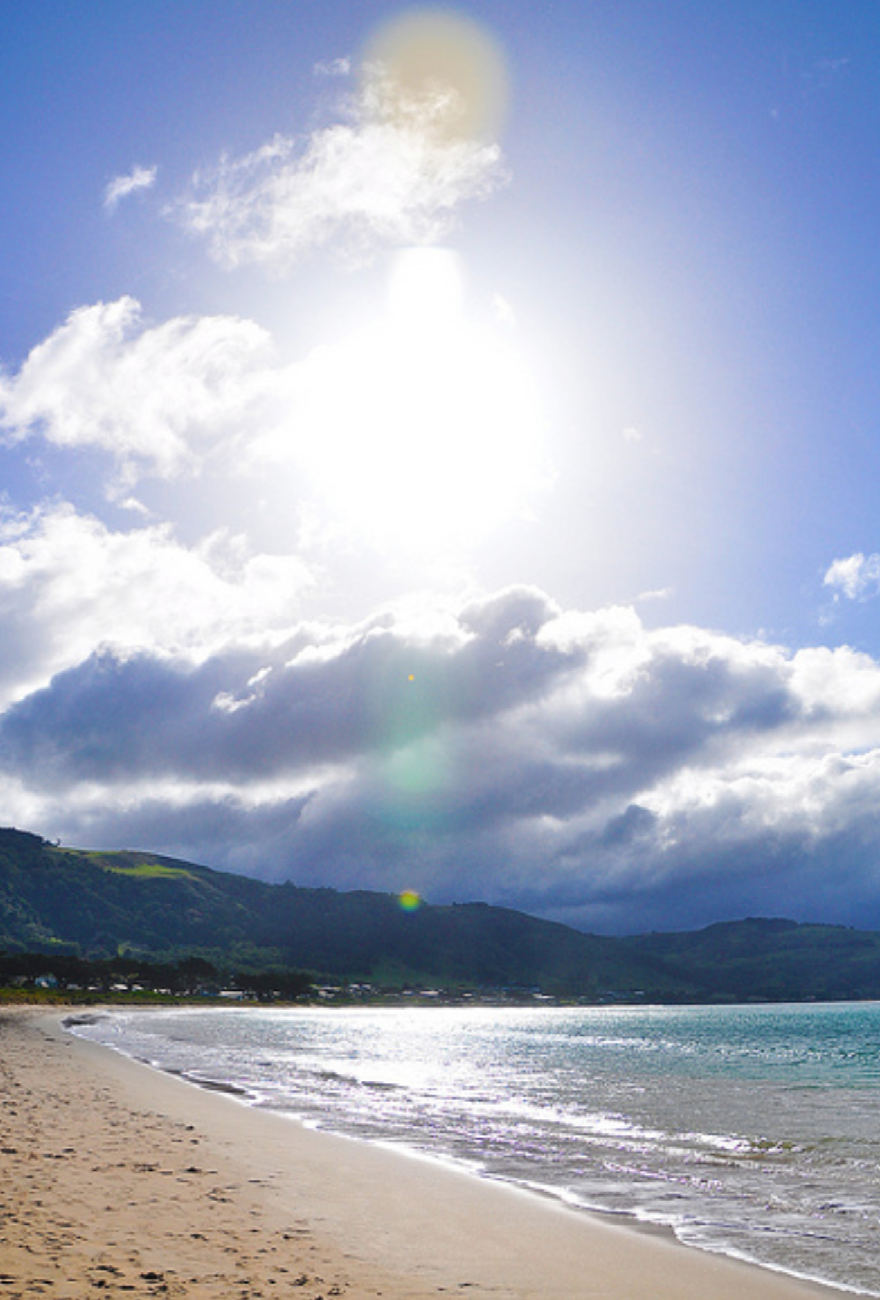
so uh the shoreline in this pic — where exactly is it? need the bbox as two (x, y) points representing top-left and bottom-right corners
(0, 1007), (856, 1300)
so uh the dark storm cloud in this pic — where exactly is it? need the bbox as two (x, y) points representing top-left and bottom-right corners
(550, 639), (801, 779)
(0, 587), (577, 784)
(6, 587), (880, 934)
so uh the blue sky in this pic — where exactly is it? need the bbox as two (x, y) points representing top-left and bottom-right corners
(1, 1), (880, 934)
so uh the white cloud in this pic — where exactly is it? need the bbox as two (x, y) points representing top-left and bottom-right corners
(176, 65), (507, 271)
(0, 297), (273, 483)
(823, 552), (880, 601)
(104, 164), (157, 212)
(314, 57), (351, 77)
(0, 503), (312, 707)
(790, 643), (880, 724)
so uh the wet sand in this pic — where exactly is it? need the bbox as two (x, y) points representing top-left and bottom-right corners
(0, 1007), (849, 1299)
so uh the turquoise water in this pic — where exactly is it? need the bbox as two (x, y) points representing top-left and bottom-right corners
(69, 1002), (880, 1295)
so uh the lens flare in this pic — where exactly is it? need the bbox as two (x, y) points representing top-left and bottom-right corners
(363, 8), (510, 144)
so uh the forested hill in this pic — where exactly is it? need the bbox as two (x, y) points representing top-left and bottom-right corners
(0, 828), (684, 997)
(2, 827), (879, 1001)
(622, 917), (880, 1003)
(0, 828), (676, 998)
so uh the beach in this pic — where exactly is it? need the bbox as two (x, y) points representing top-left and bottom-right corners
(0, 1008), (852, 1300)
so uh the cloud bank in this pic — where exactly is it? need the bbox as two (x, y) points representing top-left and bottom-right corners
(3, 579), (880, 934)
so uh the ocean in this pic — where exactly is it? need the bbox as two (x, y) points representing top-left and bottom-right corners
(67, 1001), (880, 1296)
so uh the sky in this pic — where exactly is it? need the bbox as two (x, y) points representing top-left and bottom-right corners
(1, 1), (880, 935)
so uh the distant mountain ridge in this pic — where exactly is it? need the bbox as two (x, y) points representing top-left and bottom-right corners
(1, 827), (879, 1001)
(622, 916), (880, 1002)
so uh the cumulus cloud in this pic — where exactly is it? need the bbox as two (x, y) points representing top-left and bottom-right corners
(104, 164), (157, 212)
(0, 585), (574, 782)
(176, 63), (506, 270)
(823, 552), (880, 601)
(0, 503), (312, 707)
(0, 297), (274, 484)
(5, 585), (880, 932)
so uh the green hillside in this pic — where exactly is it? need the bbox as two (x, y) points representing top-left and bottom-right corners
(624, 916), (880, 1002)
(2, 828), (880, 1001)
(0, 828), (683, 997)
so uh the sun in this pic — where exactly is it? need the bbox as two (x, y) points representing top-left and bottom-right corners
(291, 247), (544, 550)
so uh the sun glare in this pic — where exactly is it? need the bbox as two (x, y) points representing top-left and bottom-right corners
(293, 248), (543, 550)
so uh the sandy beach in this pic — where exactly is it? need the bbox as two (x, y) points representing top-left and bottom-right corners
(0, 1008), (852, 1300)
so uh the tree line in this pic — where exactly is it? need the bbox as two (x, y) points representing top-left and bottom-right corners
(0, 950), (313, 1000)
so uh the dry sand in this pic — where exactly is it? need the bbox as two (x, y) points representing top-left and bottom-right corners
(0, 1006), (850, 1300)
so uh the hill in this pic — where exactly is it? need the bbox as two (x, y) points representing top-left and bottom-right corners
(0, 828), (685, 998)
(2, 828), (880, 1001)
(624, 916), (880, 1002)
